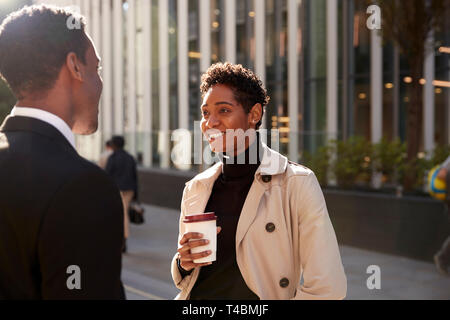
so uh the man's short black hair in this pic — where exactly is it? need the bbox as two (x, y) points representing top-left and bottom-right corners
(111, 136), (125, 149)
(0, 4), (89, 99)
(200, 62), (270, 129)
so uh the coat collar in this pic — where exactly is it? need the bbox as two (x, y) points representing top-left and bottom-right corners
(186, 142), (288, 189)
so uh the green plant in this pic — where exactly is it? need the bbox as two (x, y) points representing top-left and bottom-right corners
(372, 137), (406, 185)
(330, 136), (373, 189)
(302, 145), (331, 187)
(304, 136), (449, 193)
(430, 144), (450, 168)
(398, 154), (431, 191)
(396, 145), (450, 192)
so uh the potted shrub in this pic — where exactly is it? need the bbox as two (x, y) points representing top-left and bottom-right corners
(372, 137), (406, 189)
(302, 145), (331, 187)
(329, 136), (373, 189)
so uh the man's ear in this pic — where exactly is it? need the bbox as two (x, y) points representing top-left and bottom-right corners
(66, 52), (83, 82)
(249, 103), (263, 128)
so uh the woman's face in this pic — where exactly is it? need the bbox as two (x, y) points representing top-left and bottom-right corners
(200, 84), (260, 154)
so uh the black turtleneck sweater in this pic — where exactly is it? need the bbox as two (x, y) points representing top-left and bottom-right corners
(188, 137), (262, 300)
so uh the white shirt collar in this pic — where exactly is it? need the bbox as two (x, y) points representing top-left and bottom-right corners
(11, 106), (76, 150)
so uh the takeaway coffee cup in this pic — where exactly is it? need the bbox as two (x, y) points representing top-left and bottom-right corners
(183, 212), (217, 263)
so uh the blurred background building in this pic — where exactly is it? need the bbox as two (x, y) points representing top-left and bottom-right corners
(1, 0), (449, 172)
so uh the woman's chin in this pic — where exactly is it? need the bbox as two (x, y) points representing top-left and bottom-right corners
(208, 139), (226, 153)
(208, 142), (222, 153)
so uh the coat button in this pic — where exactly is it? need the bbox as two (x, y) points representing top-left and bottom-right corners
(280, 278), (289, 288)
(265, 222), (275, 233)
(262, 175), (272, 183)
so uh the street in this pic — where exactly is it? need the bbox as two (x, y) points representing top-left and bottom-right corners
(122, 204), (450, 300)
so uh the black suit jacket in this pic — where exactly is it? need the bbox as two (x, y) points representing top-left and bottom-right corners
(0, 116), (125, 300)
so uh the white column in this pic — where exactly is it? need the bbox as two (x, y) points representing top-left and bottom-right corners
(159, 0), (170, 168)
(141, 0), (152, 167)
(127, 0), (137, 155)
(72, 0), (82, 11)
(224, 0), (236, 63)
(90, 0), (102, 161)
(326, 0), (338, 143)
(54, 0), (68, 6)
(76, 0), (91, 157)
(326, 0), (338, 186)
(199, 0), (210, 170)
(178, 0), (189, 130)
(199, 0), (211, 73)
(370, 29), (383, 144)
(254, 0), (266, 129)
(287, 0), (298, 162)
(370, 28), (383, 189)
(82, 0), (91, 36)
(424, 32), (435, 156)
(113, 0), (124, 135)
(101, 0), (113, 140)
(91, 1), (101, 66)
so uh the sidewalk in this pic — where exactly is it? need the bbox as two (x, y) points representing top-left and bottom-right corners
(122, 204), (450, 300)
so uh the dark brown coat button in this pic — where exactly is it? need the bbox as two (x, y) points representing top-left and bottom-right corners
(262, 175), (272, 183)
(265, 222), (275, 233)
(280, 278), (289, 288)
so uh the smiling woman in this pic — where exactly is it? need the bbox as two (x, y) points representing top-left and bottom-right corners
(171, 62), (347, 301)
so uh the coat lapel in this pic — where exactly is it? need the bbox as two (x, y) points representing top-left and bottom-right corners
(183, 187), (211, 215)
(184, 162), (222, 215)
(184, 144), (288, 247)
(235, 179), (266, 247)
(236, 144), (288, 247)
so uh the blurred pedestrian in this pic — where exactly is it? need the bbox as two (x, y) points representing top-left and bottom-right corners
(0, 5), (125, 299)
(434, 154), (450, 275)
(98, 139), (113, 169)
(171, 63), (347, 300)
(106, 135), (138, 253)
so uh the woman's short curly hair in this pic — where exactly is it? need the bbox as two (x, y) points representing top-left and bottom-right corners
(200, 62), (270, 129)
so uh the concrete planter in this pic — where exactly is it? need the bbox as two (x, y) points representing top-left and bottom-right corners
(324, 188), (449, 262)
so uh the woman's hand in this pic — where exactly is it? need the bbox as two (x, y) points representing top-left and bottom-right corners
(177, 227), (221, 272)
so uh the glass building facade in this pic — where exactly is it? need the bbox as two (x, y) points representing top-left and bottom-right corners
(34, 0), (450, 171)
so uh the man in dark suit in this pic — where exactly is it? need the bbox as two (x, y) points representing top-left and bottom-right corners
(106, 136), (138, 253)
(0, 5), (125, 299)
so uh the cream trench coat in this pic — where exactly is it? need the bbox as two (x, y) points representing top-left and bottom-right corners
(171, 143), (347, 300)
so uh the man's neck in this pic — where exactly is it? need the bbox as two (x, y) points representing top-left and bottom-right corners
(17, 99), (74, 130)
